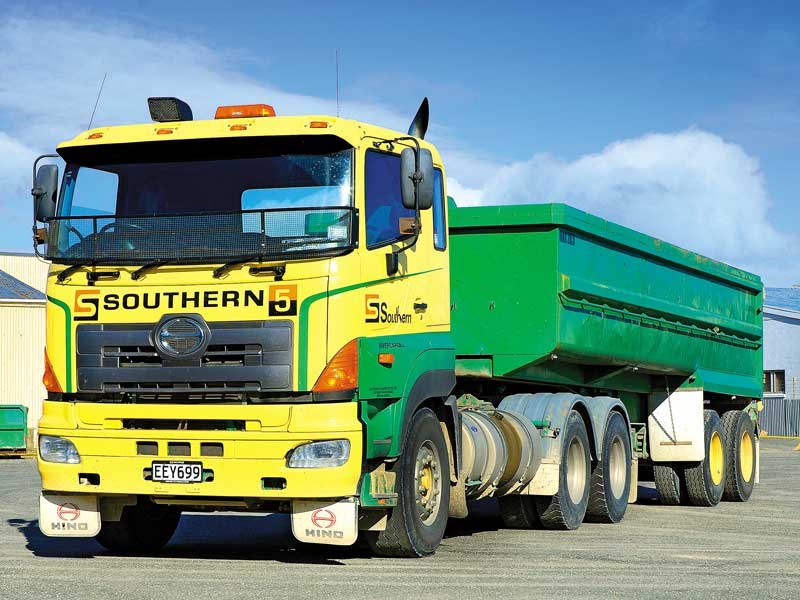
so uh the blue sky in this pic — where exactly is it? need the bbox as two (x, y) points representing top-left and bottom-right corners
(1, 1), (798, 283)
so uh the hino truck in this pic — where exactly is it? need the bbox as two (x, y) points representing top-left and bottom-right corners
(31, 97), (762, 557)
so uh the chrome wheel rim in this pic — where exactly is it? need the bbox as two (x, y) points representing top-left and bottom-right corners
(415, 440), (442, 526)
(609, 436), (626, 499)
(566, 437), (587, 504)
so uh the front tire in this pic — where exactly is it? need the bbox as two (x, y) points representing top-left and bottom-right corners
(367, 407), (450, 557)
(535, 410), (591, 530)
(586, 411), (632, 523)
(95, 499), (180, 554)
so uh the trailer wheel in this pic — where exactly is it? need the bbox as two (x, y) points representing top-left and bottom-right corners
(535, 410), (591, 530)
(721, 410), (756, 502)
(498, 495), (542, 528)
(95, 499), (180, 554)
(653, 464), (685, 505)
(367, 407), (450, 557)
(586, 411), (632, 523)
(683, 410), (725, 507)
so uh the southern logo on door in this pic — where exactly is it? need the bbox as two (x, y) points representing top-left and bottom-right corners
(364, 294), (412, 324)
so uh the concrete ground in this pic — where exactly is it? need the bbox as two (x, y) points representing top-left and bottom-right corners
(0, 439), (798, 600)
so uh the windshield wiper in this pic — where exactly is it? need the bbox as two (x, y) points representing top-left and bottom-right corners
(131, 260), (172, 281)
(57, 262), (93, 282)
(56, 261), (121, 283)
(213, 255), (263, 279)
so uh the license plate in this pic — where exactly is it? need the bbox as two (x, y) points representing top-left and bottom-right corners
(151, 461), (203, 483)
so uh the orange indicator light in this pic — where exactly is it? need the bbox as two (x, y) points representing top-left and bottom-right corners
(378, 353), (395, 366)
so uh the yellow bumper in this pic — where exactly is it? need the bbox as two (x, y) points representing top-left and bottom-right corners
(37, 401), (363, 500)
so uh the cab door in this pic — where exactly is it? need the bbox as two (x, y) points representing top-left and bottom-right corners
(358, 144), (449, 335)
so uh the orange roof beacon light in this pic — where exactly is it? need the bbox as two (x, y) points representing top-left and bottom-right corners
(215, 104), (276, 119)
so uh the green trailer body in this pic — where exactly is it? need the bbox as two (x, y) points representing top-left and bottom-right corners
(0, 405), (28, 451)
(449, 202), (763, 411)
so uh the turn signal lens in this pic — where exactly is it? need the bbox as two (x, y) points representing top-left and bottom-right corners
(312, 339), (358, 393)
(42, 349), (63, 393)
(215, 104), (276, 119)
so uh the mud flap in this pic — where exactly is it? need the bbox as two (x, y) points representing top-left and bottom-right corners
(39, 493), (100, 537)
(291, 498), (358, 546)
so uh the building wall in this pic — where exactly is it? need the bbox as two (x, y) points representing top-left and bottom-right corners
(0, 301), (47, 435)
(0, 254), (49, 445)
(762, 310), (800, 436)
(0, 252), (49, 292)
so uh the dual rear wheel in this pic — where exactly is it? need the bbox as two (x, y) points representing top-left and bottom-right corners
(499, 410), (631, 530)
(654, 409), (756, 506)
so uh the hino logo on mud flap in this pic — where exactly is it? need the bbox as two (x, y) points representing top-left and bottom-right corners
(305, 529), (344, 539)
(50, 522), (89, 531)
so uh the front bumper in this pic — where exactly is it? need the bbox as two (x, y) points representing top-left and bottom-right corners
(37, 401), (363, 499)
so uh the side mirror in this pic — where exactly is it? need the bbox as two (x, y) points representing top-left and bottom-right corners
(33, 163), (59, 222)
(400, 147), (434, 211)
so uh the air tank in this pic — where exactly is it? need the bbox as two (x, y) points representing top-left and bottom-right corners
(459, 408), (542, 499)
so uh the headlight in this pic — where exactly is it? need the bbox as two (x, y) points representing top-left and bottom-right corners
(39, 435), (81, 464)
(287, 440), (350, 468)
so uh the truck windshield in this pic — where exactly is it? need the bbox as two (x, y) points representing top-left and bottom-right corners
(47, 136), (355, 265)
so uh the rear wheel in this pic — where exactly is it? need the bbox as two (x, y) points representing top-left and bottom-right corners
(684, 410), (725, 507)
(95, 499), (180, 554)
(654, 463), (685, 505)
(586, 412), (632, 523)
(721, 410), (756, 502)
(535, 410), (591, 530)
(367, 407), (450, 557)
(498, 495), (542, 529)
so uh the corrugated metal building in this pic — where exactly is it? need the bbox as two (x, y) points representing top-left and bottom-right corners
(762, 287), (800, 437)
(0, 253), (48, 442)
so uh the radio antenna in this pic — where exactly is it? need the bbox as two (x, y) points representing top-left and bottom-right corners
(335, 50), (340, 118)
(87, 72), (108, 130)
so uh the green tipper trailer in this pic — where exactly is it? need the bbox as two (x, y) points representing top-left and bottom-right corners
(442, 200), (762, 534)
(449, 201), (762, 405)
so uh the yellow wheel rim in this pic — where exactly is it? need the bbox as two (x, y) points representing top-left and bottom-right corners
(709, 431), (724, 486)
(740, 430), (754, 482)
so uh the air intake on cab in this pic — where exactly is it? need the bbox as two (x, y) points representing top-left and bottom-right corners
(147, 97), (193, 122)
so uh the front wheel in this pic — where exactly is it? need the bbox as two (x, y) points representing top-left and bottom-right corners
(367, 407), (450, 557)
(95, 499), (181, 554)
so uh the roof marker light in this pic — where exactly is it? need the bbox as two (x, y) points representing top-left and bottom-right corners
(215, 104), (276, 119)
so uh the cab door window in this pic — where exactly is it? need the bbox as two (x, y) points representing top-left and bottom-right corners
(432, 169), (446, 250)
(364, 150), (414, 249)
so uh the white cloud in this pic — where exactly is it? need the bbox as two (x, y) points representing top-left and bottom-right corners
(0, 132), (37, 231)
(450, 129), (798, 284)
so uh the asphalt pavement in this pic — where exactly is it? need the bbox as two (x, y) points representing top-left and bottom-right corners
(0, 439), (798, 600)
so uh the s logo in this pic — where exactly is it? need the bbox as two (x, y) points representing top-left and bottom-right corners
(365, 294), (382, 323)
(74, 289), (100, 322)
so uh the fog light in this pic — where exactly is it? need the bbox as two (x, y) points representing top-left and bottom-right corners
(287, 440), (350, 468)
(39, 435), (81, 464)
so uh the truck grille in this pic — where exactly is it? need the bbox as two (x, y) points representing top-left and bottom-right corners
(76, 320), (293, 393)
